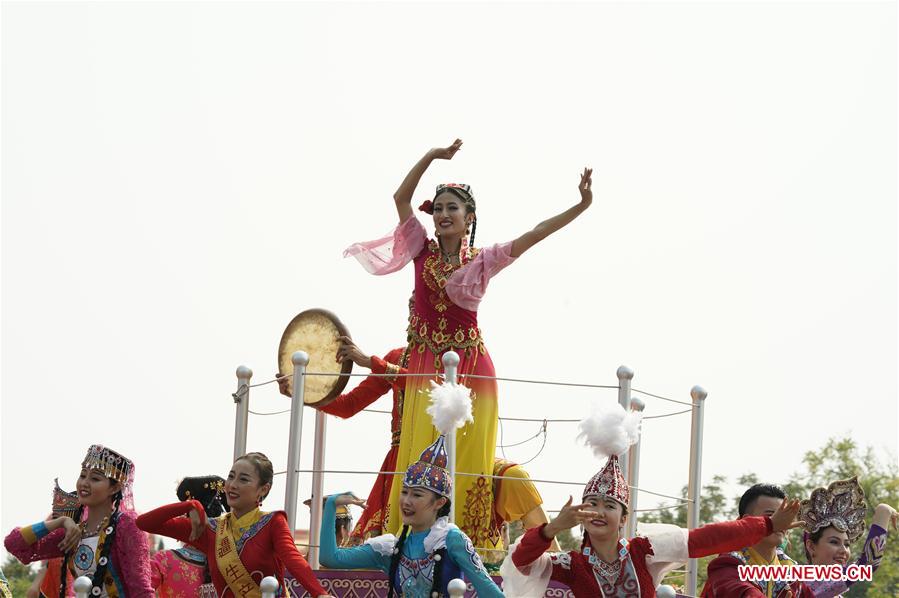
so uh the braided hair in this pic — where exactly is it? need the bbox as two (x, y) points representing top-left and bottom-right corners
(386, 525), (411, 597)
(386, 499), (453, 598)
(60, 483), (124, 597)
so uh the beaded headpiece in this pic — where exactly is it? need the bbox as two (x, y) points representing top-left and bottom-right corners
(582, 456), (630, 506)
(177, 475), (229, 518)
(403, 378), (474, 498)
(578, 404), (642, 507)
(52, 478), (80, 518)
(81, 444), (134, 483)
(800, 477), (867, 542)
(419, 183), (476, 215)
(404, 435), (453, 498)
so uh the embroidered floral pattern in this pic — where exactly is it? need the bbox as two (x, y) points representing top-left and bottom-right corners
(461, 476), (499, 548)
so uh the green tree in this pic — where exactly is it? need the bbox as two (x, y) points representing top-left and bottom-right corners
(2, 555), (37, 596)
(635, 437), (898, 596)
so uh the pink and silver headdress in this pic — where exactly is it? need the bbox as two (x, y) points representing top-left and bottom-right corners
(577, 403), (642, 507)
(81, 444), (136, 511)
(800, 477), (867, 542)
(403, 378), (474, 498)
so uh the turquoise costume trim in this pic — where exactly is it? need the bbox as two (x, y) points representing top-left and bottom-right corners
(319, 495), (502, 597)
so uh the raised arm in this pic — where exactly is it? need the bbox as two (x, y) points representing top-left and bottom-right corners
(319, 494), (387, 572)
(510, 168), (592, 258)
(394, 140), (463, 223)
(135, 500), (207, 546)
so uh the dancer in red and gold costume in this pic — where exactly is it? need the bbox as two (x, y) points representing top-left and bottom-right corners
(280, 337), (559, 553)
(344, 138), (593, 552)
(137, 453), (331, 598)
(502, 404), (805, 597)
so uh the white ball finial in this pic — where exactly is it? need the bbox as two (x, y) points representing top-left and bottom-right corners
(447, 578), (468, 597)
(292, 351), (309, 366)
(260, 576), (280, 596)
(630, 397), (646, 412)
(616, 365), (634, 381)
(691, 385), (708, 402)
(73, 577), (93, 596)
(236, 365), (253, 379)
(442, 350), (460, 368)
(656, 584), (678, 598)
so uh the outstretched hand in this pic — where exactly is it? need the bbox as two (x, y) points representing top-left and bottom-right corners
(770, 498), (804, 533)
(333, 493), (368, 509)
(578, 167), (593, 208)
(429, 139), (463, 161)
(545, 496), (597, 537)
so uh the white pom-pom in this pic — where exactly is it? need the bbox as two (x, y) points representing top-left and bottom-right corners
(577, 402), (642, 458)
(426, 380), (473, 435)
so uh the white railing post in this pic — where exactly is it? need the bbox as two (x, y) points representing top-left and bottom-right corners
(73, 577), (92, 598)
(285, 351), (309, 533)
(625, 397), (645, 539)
(308, 409), (327, 570)
(616, 365), (634, 478)
(233, 365), (253, 462)
(447, 578), (468, 597)
(442, 350), (460, 523)
(260, 576), (280, 598)
(685, 384), (708, 596)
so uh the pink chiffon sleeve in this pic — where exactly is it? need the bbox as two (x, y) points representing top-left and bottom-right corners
(445, 242), (517, 311)
(343, 216), (428, 275)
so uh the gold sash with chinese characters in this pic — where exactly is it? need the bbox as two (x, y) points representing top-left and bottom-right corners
(214, 514), (261, 598)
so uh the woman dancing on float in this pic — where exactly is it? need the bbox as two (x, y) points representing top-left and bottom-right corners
(345, 138), (592, 552)
(137, 452), (332, 598)
(319, 382), (503, 597)
(4, 445), (154, 597)
(799, 476), (897, 597)
(501, 404), (805, 598)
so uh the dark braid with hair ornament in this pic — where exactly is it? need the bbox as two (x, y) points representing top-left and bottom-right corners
(386, 500), (455, 597)
(386, 525), (411, 597)
(60, 487), (124, 597)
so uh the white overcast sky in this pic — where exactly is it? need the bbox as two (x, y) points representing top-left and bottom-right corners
(2, 0), (897, 557)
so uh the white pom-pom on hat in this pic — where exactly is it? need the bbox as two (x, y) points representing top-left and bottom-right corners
(577, 402), (642, 458)
(426, 380), (474, 435)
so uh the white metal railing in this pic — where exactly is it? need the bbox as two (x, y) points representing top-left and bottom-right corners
(234, 350), (708, 594)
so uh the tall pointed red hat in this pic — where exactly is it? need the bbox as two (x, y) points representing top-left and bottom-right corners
(577, 403), (642, 507)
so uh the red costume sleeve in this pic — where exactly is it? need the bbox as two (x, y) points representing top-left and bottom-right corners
(510, 524), (576, 587)
(702, 555), (767, 597)
(135, 500), (208, 548)
(688, 515), (773, 558)
(318, 349), (406, 419)
(270, 512), (327, 596)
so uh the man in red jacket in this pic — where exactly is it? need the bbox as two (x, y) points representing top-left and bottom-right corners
(702, 483), (813, 597)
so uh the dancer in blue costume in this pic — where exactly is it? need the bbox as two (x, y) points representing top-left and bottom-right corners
(319, 383), (503, 597)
